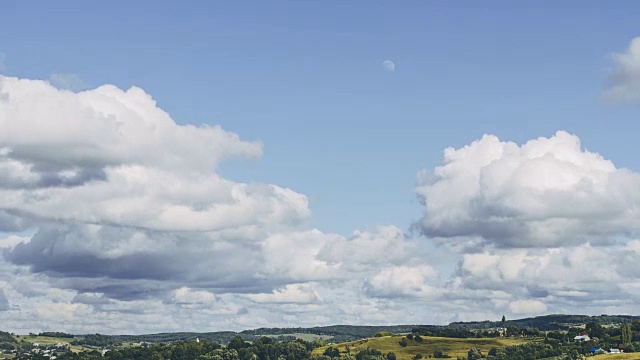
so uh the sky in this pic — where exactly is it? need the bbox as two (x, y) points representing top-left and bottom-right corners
(1, 1), (640, 334)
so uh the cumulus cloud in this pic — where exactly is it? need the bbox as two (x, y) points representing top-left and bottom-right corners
(0, 74), (444, 333)
(3, 72), (640, 333)
(170, 287), (218, 308)
(0, 75), (310, 298)
(416, 131), (640, 248)
(604, 37), (640, 103)
(509, 299), (547, 315)
(364, 265), (438, 298)
(318, 226), (419, 269)
(0, 76), (262, 171)
(450, 242), (640, 315)
(246, 283), (319, 304)
(0, 76), (311, 236)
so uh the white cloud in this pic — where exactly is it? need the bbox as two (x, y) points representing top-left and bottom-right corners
(0, 76), (262, 172)
(0, 75), (309, 234)
(0, 75), (314, 302)
(262, 230), (340, 282)
(509, 299), (547, 315)
(0, 74), (443, 333)
(171, 287), (217, 307)
(451, 242), (640, 316)
(0, 234), (29, 249)
(364, 265), (438, 298)
(604, 37), (640, 103)
(246, 283), (319, 304)
(416, 131), (640, 247)
(382, 60), (395, 72)
(2, 73), (640, 333)
(318, 226), (420, 269)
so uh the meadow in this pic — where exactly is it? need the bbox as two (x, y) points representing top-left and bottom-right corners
(593, 354), (640, 360)
(313, 334), (531, 360)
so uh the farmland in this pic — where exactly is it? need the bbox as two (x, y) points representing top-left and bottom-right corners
(313, 335), (531, 360)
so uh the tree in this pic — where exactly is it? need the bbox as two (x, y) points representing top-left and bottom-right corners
(399, 339), (407, 347)
(506, 326), (520, 337)
(226, 336), (248, 351)
(387, 352), (396, 360)
(585, 321), (605, 338)
(323, 347), (340, 358)
(467, 348), (482, 360)
(626, 343), (636, 353)
(501, 315), (506, 325)
(355, 347), (382, 360)
(622, 323), (632, 345)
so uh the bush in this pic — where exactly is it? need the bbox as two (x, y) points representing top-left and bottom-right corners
(0, 343), (16, 350)
(355, 347), (382, 360)
(375, 332), (393, 337)
(467, 348), (482, 360)
(323, 346), (340, 358)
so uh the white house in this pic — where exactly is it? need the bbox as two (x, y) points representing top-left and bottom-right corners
(573, 335), (590, 342)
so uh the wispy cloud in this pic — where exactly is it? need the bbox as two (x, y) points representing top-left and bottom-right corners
(604, 37), (640, 103)
(48, 73), (87, 91)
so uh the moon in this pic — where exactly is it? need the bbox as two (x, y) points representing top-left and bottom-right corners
(382, 60), (395, 72)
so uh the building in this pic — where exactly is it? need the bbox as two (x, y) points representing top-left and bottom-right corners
(573, 334), (590, 342)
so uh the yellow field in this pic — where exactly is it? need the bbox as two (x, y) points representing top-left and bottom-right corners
(313, 335), (531, 360)
(593, 354), (640, 360)
(14, 335), (86, 352)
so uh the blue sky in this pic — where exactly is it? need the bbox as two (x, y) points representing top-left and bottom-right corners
(2, 1), (639, 234)
(1, 1), (640, 333)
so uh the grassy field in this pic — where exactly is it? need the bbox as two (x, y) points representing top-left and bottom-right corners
(313, 335), (531, 360)
(13, 335), (87, 352)
(593, 354), (640, 359)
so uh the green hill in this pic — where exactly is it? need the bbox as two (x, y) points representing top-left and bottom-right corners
(313, 335), (531, 360)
